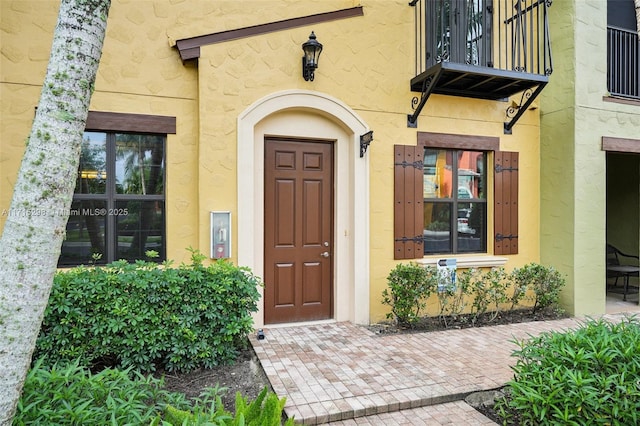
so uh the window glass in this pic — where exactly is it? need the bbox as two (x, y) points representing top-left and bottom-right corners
(115, 134), (164, 195)
(424, 148), (487, 255)
(608, 0), (636, 30)
(457, 202), (486, 253)
(58, 200), (107, 266)
(424, 202), (452, 253)
(115, 200), (164, 261)
(75, 132), (107, 194)
(457, 150), (485, 200)
(423, 148), (452, 198)
(60, 131), (166, 266)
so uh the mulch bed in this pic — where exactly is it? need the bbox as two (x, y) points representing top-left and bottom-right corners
(368, 306), (567, 335)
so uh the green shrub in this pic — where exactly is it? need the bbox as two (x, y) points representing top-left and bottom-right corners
(382, 263), (437, 326)
(497, 317), (640, 425)
(15, 361), (291, 426)
(469, 267), (510, 323)
(155, 386), (294, 426)
(511, 263), (565, 312)
(35, 249), (261, 373)
(382, 262), (565, 326)
(13, 358), (185, 425)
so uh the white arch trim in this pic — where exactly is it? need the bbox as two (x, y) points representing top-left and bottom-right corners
(237, 89), (370, 326)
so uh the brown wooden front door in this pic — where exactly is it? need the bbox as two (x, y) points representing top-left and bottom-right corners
(264, 137), (333, 324)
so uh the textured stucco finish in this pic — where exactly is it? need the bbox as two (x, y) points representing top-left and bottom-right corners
(2, 0), (546, 324)
(542, 0), (640, 316)
(1, 0), (200, 264)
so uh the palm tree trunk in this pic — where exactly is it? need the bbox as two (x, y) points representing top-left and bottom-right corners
(0, 1), (111, 423)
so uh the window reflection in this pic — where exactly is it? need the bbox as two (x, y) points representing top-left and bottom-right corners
(457, 150), (485, 200)
(115, 134), (164, 195)
(60, 131), (166, 266)
(424, 202), (452, 253)
(423, 147), (487, 255)
(75, 132), (107, 194)
(58, 200), (107, 266)
(457, 202), (486, 253)
(116, 201), (164, 261)
(423, 149), (452, 198)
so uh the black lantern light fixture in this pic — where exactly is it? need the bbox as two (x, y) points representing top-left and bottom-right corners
(302, 31), (322, 81)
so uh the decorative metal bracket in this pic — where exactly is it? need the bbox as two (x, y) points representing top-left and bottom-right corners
(495, 164), (518, 173)
(360, 130), (374, 158)
(504, 83), (546, 134)
(407, 72), (440, 128)
(394, 159), (424, 170)
(495, 233), (518, 242)
(394, 235), (425, 244)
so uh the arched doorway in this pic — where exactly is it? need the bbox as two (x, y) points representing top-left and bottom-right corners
(237, 90), (371, 326)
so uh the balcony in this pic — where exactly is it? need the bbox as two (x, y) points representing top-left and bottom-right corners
(608, 26), (640, 100)
(408, 0), (553, 132)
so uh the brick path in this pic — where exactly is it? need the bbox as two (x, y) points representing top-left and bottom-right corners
(250, 314), (628, 425)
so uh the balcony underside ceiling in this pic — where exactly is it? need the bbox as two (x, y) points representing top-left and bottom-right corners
(411, 61), (548, 100)
(409, 61), (549, 132)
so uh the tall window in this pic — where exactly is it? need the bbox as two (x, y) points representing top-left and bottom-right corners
(58, 131), (166, 266)
(423, 148), (487, 254)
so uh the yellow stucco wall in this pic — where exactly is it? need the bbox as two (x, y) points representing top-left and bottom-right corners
(190, 0), (542, 323)
(2, 0), (544, 324)
(1, 0), (201, 264)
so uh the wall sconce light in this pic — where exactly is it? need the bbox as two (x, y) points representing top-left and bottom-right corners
(302, 31), (323, 81)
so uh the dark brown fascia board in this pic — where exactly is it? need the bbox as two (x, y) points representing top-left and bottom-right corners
(175, 6), (364, 62)
(602, 136), (640, 154)
(418, 131), (500, 151)
(603, 95), (640, 107)
(86, 111), (177, 134)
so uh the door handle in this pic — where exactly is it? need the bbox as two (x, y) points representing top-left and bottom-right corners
(320, 251), (330, 258)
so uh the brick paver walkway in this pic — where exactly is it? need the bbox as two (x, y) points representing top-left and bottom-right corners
(250, 314), (627, 425)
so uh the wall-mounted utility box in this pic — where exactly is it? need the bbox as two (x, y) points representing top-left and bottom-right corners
(210, 211), (231, 259)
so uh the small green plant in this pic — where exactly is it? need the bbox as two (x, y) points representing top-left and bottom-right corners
(13, 358), (186, 425)
(483, 267), (510, 321)
(436, 268), (475, 326)
(508, 270), (528, 310)
(511, 263), (565, 312)
(155, 386), (294, 426)
(382, 263), (437, 326)
(497, 317), (640, 425)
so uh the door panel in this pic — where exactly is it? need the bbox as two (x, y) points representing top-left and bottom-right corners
(264, 138), (333, 324)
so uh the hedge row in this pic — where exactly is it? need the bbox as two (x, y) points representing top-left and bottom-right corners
(35, 250), (261, 373)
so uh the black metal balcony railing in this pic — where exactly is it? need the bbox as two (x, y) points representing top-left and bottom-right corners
(608, 26), (640, 100)
(413, 0), (553, 78)
(408, 0), (554, 132)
